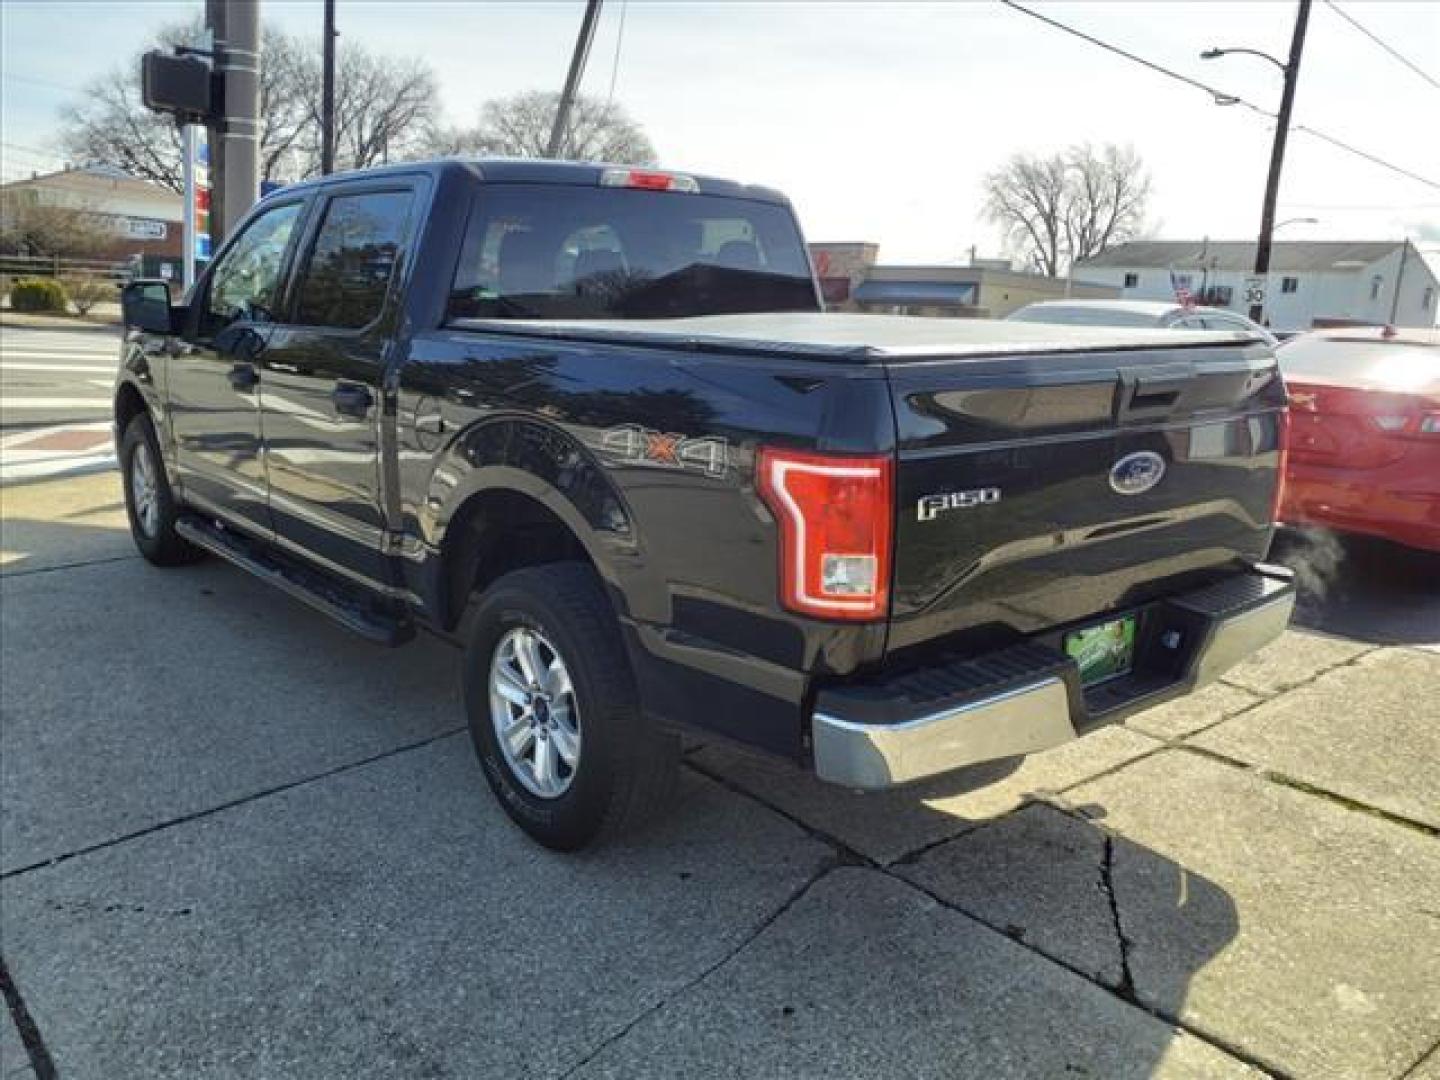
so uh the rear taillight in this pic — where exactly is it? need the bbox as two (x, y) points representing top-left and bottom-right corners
(756, 447), (893, 621)
(598, 167), (699, 193)
(1271, 406), (1290, 524)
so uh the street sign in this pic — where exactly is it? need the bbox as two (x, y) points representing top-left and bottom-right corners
(1243, 275), (1267, 308)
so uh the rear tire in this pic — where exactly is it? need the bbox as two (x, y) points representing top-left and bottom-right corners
(463, 562), (679, 851)
(120, 413), (203, 567)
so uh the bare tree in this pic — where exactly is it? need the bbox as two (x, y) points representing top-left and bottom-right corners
(1063, 144), (1151, 266)
(305, 50), (439, 171)
(60, 20), (443, 190)
(444, 91), (656, 165)
(61, 68), (186, 192)
(982, 152), (1070, 277)
(0, 192), (105, 257)
(983, 143), (1151, 275)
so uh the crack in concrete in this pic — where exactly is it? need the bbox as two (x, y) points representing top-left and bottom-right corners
(0, 727), (466, 881)
(684, 758), (1287, 1078)
(1400, 1036), (1440, 1079)
(552, 855), (843, 1080)
(0, 553), (138, 580)
(1099, 834), (1137, 1000)
(1176, 744), (1439, 838)
(0, 953), (57, 1080)
(1217, 642), (1383, 701)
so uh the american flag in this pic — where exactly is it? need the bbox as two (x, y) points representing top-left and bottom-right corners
(1168, 267), (1196, 309)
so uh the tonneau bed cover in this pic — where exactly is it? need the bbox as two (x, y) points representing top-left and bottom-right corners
(447, 311), (1266, 362)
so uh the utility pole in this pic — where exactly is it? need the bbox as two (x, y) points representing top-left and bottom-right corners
(1251, 0), (1311, 323)
(546, 0), (603, 159)
(204, 0), (261, 242)
(322, 0), (337, 174)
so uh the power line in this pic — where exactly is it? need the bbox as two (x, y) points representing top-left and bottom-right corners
(606, 0), (629, 105)
(1, 141), (66, 162)
(997, 0), (1440, 191)
(1322, 0), (1440, 92)
(1293, 126), (1440, 190)
(1, 71), (86, 94)
(996, 0), (1268, 114)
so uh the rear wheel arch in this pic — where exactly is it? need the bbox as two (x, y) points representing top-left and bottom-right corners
(439, 484), (607, 632)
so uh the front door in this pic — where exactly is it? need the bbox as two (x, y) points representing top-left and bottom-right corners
(170, 197), (307, 533)
(259, 184), (419, 587)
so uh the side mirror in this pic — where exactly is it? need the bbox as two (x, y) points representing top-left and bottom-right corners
(121, 280), (178, 334)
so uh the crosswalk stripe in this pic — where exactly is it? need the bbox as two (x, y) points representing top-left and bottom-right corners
(0, 398), (113, 410)
(0, 350), (118, 360)
(0, 363), (118, 373)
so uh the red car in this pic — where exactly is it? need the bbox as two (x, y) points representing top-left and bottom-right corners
(1277, 327), (1440, 553)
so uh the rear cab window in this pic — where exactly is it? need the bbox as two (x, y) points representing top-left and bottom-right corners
(447, 184), (819, 321)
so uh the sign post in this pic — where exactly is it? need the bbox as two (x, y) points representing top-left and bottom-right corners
(181, 125), (196, 291)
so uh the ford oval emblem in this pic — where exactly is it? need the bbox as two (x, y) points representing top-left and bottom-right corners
(1109, 451), (1166, 495)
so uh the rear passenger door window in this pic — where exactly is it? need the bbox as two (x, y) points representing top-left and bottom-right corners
(291, 190), (415, 329)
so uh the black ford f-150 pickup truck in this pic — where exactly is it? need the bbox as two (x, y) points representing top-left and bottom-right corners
(116, 159), (1294, 850)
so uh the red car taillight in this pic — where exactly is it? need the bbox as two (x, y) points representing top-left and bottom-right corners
(756, 447), (893, 622)
(1272, 406), (1290, 523)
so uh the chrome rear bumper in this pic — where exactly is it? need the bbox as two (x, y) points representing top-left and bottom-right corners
(812, 568), (1295, 790)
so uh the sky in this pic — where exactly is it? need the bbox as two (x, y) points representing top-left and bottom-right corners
(3, 0), (1438, 263)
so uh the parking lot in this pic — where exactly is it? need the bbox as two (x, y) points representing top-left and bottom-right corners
(2, 379), (1438, 1078)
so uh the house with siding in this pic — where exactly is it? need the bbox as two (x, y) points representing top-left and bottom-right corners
(1074, 240), (1439, 331)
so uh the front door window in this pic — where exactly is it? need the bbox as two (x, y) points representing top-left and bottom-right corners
(201, 202), (304, 336)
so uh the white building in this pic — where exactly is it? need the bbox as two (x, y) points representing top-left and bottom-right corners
(1075, 240), (1439, 331)
(1, 165), (181, 255)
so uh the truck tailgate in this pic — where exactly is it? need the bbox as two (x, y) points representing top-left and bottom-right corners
(884, 341), (1286, 656)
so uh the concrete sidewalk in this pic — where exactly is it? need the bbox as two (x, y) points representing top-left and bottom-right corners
(2, 473), (1437, 1079)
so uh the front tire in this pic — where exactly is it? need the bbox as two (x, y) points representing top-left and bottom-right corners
(463, 562), (679, 851)
(120, 413), (203, 567)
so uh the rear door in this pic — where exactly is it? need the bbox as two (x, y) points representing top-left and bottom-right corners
(258, 181), (421, 586)
(884, 342), (1286, 654)
(170, 197), (308, 533)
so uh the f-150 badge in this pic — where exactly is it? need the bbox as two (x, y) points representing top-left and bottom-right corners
(601, 424), (729, 478)
(917, 487), (1002, 521)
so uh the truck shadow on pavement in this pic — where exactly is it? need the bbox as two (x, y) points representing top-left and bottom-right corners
(1273, 526), (1440, 646)
(1, 508), (1243, 1078)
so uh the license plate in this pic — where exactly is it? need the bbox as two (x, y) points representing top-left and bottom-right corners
(1065, 615), (1137, 686)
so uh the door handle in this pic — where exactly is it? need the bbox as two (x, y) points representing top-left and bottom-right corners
(228, 363), (260, 391)
(332, 383), (374, 418)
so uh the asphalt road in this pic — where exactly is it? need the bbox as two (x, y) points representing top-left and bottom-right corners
(0, 325), (121, 432)
(0, 324), (122, 483)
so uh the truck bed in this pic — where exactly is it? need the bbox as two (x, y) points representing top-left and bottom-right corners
(448, 311), (1263, 362)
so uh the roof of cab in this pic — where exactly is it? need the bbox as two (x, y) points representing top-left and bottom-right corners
(261, 157), (792, 205)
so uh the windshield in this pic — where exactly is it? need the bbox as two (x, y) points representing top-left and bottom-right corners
(447, 184), (819, 321)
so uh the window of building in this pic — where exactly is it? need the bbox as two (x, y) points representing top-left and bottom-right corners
(1123, 272), (1139, 288)
(292, 189), (415, 329)
(1423, 286), (1435, 311)
(203, 200), (304, 335)
(1281, 276), (1298, 294)
(1370, 275), (1383, 301)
